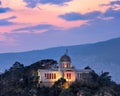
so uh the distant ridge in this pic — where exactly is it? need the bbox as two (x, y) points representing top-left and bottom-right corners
(0, 37), (120, 82)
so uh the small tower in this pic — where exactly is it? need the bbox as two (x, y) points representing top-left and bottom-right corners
(59, 49), (72, 71)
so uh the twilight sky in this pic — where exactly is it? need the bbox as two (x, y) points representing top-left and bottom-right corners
(0, 0), (120, 53)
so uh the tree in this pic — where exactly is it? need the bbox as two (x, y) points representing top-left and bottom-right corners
(59, 89), (75, 96)
(50, 78), (66, 96)
(28, 59), (58, 70)
(98, 72), (111, 86)
(40, 59), (58, 69)
(84, 66), (91, 70)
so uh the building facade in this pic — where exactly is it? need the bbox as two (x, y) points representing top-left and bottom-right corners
(37, 52), (93, 87)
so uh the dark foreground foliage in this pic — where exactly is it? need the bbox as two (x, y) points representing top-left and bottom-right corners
(0, 60), (120, 96)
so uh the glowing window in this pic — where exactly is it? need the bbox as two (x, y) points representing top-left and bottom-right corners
(64, 64), (67, 68)
(54, 73), (56, 79)
(51, 73), (53, 79)
(67, 73), (71, 79)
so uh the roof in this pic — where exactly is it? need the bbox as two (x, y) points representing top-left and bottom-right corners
(60, 54), (71, 62)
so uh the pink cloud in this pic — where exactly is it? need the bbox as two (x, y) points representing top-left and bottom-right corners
(0, 25), (26, 33)
(0, 0), (118, 34)
(0, 0), (119, 51)
(7, 9), (88, 29)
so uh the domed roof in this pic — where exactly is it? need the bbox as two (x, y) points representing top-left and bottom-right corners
(60, 54), (71, 62)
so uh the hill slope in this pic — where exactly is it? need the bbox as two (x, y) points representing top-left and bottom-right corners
(0, 37), (120, 82)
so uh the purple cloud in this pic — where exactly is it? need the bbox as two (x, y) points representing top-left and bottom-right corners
(110, 1), (120, 5)
(0, 7), (11, 13)
(0, 1), (2, 5)
(100, 1), (120, 6)
(0, 16), (16, 26)
(104, 8), (120, 19)
(59, 11), (101, 21)
(14, 24), (55, 32)
(24, 0), (72, 8)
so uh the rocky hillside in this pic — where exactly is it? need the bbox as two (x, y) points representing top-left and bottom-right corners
(0, 61), (120, 96)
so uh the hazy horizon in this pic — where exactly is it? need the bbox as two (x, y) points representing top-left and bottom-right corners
(0, 37), (119, 53)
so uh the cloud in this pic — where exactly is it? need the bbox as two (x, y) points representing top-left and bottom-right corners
(59, 11), (101, 21)
(0, 16), (17, 26)
(104, 8), (120, 19)
(39, 0), (71, 5)
(101, 1), (120, 6)
(110, 1), (120, 5)
(24, 0), (72, 8)
(13, 24), (55, 33)
(0, 1), (1, 5)
(0, 7), (11, 13)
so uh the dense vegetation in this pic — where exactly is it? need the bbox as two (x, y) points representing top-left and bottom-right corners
(0, 60), (120, 96)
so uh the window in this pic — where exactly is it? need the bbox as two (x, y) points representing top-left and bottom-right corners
(45, 73), (56, 79)
(64, 64), (67, 68)
(50, 73), (51, 79)
(77, 73), (79, 78)
(54, 73), (56, 79)
(51, 73), (53, 79)
(77, 73), (83, 78)
(67, 73), (71, 79)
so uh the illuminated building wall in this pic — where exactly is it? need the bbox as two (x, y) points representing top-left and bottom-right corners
(38, 69), (62, 83)
(64, 70), (76, 82)
(37, 52), (93, 87)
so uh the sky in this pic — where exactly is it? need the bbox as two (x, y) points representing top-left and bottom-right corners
(0, 0), (120, 53)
